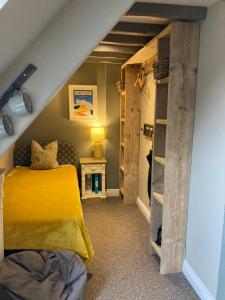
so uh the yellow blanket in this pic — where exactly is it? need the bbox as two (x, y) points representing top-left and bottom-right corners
(3, 165), (94, 263)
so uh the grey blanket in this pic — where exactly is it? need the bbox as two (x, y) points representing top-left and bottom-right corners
(0, 250), (87, 300)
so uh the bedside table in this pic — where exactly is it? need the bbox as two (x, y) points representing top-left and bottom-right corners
(80, 157), (107, 200)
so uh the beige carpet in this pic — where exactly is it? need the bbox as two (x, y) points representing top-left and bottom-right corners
(83, 197), (199, 300)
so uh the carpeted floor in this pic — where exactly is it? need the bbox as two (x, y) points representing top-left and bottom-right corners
(83, 197), (199, 300)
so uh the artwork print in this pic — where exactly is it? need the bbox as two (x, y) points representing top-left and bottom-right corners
(69, 85), (97, 120)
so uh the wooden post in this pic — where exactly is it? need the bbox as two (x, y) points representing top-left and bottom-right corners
(161, 21), (200, 274)
(123, 65), (141, 204)
(0, 169), (5, 263)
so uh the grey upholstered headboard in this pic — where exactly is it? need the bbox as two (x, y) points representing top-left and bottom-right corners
(14, 142), (77, 167)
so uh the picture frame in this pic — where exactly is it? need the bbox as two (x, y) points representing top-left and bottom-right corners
(69, 85), (97, 120)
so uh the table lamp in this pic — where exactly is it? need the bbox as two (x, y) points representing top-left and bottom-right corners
(90, 127), (105, 158)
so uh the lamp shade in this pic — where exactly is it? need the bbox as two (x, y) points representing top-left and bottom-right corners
(90, 127), (105, 141)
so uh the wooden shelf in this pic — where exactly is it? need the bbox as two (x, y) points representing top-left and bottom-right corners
(154, 156), (166, 165)
(157, 77), (169, 85)
(153, 192), (164, 206)
(151, 241), (161, 257)
(156, 119), (167, 125)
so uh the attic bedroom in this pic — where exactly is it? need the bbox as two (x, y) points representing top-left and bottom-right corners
(0, 1), (225, 300)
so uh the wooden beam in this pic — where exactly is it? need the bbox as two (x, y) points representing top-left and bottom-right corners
(87, 56), (126, 65)
(103, 34), (151, 46)
(91, 51), (131, 60)
(126, 3), (207, 21)
(120, 15), (169, 25)
(112, 22), (165, 36)
(123, 24), (171, 66)
(95, 44), (141, 54)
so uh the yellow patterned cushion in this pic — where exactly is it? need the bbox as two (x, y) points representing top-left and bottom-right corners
(31, 140), (59, 169)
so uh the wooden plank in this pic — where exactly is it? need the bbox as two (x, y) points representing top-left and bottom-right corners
(120, 16), (170, 26)
(91, 51), (131, 60)
(103, 34), (150, 46)
(156, 119), (167, 125)
(123, 65), (141, 205)
(87, 57), (126, 65)
(112, 22), (165, 36)
(95, 44), (141, 54)
(126, 3), (207, 21)
(161, 21), (200, 275)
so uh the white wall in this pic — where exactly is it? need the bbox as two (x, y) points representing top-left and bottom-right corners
(0, 0), (134, 156)
(185, 1), (225, 298)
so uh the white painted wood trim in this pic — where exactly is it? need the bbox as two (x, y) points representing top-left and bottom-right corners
(136, 197), (150, 223)
(106, 189), (120, 197)
(183, 260), (215, 300)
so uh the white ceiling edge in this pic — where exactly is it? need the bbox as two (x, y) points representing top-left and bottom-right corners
(136, 0), (220, 7)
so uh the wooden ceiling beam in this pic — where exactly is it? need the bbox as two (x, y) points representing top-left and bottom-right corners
(91, 51), (131, 59)
(87, 56), (127, 65)
(95, 44), (141, 54)
(126, 3), (207, 21)
(103, 34), (151, 46)
(112, 22), (165, 36)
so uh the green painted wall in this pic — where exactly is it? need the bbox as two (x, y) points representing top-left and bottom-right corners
(18, 62), (121, 189)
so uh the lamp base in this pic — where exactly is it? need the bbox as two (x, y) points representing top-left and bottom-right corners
(93, 142), (103, 158)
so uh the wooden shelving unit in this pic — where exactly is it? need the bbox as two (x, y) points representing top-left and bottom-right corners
(150, 22), (200, 274)
(119, 21), (199, 274)
(119, 65), (141, 204)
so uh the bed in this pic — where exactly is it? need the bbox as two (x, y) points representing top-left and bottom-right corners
(3, 143), (94, 264)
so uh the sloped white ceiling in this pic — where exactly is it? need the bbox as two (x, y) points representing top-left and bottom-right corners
(0, 0), (134, 156)
(0, 0), (70, 74)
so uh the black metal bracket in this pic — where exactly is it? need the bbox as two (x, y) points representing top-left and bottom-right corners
(0, 64), (37, 110)
(141, 123), (154, 138)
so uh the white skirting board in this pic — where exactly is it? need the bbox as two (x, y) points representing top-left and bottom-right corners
(183, 260), (215, 300)
(106, 189), (120, 197)
(136, 197), (150, 223)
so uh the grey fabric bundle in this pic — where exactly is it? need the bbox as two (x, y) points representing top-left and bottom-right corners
(0, 250), (87, 300)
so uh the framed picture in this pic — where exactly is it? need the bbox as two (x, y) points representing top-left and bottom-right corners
(69, 85), (97, 120)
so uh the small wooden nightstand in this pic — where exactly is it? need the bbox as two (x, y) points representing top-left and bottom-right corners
(80, 157), (107, 200)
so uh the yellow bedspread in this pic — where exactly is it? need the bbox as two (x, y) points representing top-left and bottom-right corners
(3, 165), (94, 263)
